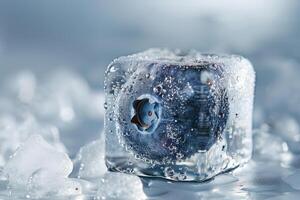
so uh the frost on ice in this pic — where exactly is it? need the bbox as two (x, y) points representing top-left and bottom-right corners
(0, 114), (66, 166)
(1, 70), (105, 155)
(3, 135), (81, 198)
(253, 124), (292, 163)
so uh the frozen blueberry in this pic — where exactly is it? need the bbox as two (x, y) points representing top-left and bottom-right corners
(115, 63), (229, 163)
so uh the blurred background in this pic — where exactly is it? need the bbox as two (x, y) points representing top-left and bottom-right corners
(0, 0), (299, 158)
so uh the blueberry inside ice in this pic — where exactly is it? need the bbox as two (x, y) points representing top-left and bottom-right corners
(131, 97), (160, 133)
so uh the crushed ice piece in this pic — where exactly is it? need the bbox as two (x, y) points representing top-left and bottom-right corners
(5, 70), (104, 120)
(27, 172), (82, 198)
(96, 172), (146, 200)
(75, 178), (98, 195)
(4, 134), (72, 185)
(1, 69), (105, 156)
(74, 137), (106, 179)
(3, 135), (81, 197)
(26, 70), (104, 122)
(0, 114), (66, 166)
(253, 124), (293, 164)
(283, 171), (300, 190)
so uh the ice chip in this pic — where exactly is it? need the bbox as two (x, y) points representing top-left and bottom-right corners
(105, 49), (255, 181)
(0, 114), (66, 166)
(75, 136), (106, 179)
(253, 124), (293, 164)
(27, 169), (82, 198)
(2, 69), (104, 156)
(96, 172), (146, 200)
(3, 135), (73, 187)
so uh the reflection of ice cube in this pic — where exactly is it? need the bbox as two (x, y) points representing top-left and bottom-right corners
(3, 135), (80, 197)
(141, 174), (239, 200)
(74, 136), (106, 179)
(96, 173), (146, 200)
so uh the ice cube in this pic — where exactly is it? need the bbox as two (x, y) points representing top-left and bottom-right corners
(3, 135), (73, 187)
(105, 49), (255, 181)
(74, 136), (106, 179)
(96, 172), (146, 200)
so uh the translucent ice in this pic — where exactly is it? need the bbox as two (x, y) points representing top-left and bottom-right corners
(1, 70), (105, 155)
(74, 136), (106, 179)
(5, 70), (104, 122)
(3, 135), (81, 197)
(96, 172), (146, 200)
(27, 172), (82, 198)
(269, 116), (300, 154)
(253, 124), (293, 164)
(0, 114), (66, 166)
(105, 49), (255, 181)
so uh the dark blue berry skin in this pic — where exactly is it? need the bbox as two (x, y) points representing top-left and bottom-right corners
(116, 63), (229, 163)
